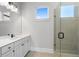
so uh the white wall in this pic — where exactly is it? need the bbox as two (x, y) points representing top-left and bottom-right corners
(21, 2), (59, 53)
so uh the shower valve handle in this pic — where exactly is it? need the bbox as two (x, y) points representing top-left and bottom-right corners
(58, 32), (64, 39)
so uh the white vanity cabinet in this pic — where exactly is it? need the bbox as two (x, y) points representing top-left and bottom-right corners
(14, 36), (31, 57)
(0, 35), (31, 57)
(21, 40), (27, 57)
(14, 39), (25, 57)
(2, 50), (14, 57)
(1, 43), (14, 57)
(2, 43), (14, 55)
(22, 37), (28, 56)
(14, 43), (23, 57)
(0, 49), (2, 57)
(27, 36), (31, 52)
(21, 35), (31, 56)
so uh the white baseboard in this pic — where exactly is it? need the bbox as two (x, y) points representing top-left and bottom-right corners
(31, 47), (54, 53)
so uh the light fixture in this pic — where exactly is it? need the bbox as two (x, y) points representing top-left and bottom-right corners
(0, 2), (18, 13)
(8, 2), (18, 13)
(11, 5), (18, 13)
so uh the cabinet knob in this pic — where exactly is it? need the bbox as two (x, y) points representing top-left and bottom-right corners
(8, 47), (11, 49)
(13, 50), (15, 52)
(21, 44), (24, 46)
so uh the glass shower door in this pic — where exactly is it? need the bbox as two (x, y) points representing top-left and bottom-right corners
(55, 2), (79, 57)
(54, 3), (62, 56)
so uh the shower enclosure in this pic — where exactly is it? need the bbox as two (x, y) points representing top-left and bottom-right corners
(54, 2), (79, 57)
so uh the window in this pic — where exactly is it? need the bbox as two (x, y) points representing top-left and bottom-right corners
(36, 7), (49, 19)
(60, 5), (74, 17)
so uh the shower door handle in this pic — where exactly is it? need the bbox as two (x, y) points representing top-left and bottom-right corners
(58, 32), (64, 39)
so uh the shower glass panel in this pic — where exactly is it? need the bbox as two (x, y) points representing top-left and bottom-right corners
(55, 2), (79, 57)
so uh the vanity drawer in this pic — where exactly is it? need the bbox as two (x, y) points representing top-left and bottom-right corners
(2, 43), (14, 55)
(14, 39), (23, 47)
(2, 50), (14, 57)
(0, 48), (1, 57)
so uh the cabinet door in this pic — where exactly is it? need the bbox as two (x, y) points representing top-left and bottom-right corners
(21, 42), (26, 56)
(14, 44), (22, 57)
(24, 36), (31, 54)
(23, 38), (28, 55)
(27, 38), (31, 52)
(2, 50), (14, 57)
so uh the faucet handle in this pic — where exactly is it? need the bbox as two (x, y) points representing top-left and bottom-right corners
(11, 34), (14, 38)
(8, 34), (10, 36)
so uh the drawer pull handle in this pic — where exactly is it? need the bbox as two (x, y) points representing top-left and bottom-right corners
(21, 44), (24, 46)
(13, 50), (15, 52)
(8, 47), (11, 49)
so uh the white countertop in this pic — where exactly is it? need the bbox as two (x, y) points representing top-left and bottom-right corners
(0, 34), (30, 47)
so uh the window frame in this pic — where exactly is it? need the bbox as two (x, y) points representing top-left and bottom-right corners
(35, 7), (49, 21)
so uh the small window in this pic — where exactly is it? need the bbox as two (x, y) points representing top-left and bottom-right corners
(36, 7), (49, 19)
(60, 5), (74, 17)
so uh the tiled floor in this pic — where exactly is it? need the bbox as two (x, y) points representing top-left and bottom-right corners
(25, 51), (53, 57)
(25, 51), (79, 57)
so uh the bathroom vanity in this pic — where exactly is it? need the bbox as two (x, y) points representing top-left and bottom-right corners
(0, 34), (31, 57)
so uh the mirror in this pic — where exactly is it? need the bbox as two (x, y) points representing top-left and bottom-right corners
(0, 2), (22, 36)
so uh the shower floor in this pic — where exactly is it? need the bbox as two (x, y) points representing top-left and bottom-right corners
(53, 52), (79, 57)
